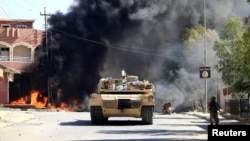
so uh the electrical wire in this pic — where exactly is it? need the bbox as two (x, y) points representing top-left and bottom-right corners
(50, 28), (173, 58)
(0, 0), (19, 18)
(0, 3), (12, 18)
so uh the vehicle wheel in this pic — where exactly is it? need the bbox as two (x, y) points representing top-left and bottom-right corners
(141, 106), (154, 125)
(90, 106), (104, 125)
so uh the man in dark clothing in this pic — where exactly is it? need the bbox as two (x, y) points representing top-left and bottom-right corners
(208, 96), (221, 125)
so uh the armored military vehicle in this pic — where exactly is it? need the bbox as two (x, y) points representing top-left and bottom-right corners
(89, 70), (155, 125)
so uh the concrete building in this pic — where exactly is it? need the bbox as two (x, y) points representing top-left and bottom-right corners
(0, 18), (43, 104)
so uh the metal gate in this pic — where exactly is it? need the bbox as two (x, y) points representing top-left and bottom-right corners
(225, 98), (250, 117)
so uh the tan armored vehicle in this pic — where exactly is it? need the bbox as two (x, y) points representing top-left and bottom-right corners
(89, 70), (155, 125)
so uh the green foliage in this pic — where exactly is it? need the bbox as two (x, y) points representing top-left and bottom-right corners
(220, 15), (244, 40)
(241, 28), (250, 82)
(182, 24), (219, 74)
(213, 15), (250, 94)
(182, 25), (205, 49)
(182, 24), (219, 50)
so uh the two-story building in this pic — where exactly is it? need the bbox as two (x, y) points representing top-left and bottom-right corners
(0, 19), (43, 104)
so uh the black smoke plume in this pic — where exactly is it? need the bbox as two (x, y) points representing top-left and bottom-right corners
(10, 0), (250, 111)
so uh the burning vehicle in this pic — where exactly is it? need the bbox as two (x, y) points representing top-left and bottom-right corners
(89, 70), (155, 125)
(162, 102), (172, 115)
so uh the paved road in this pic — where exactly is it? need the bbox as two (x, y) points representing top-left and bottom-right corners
(186, 111), (248, 125)
(0, 108), (247, 141)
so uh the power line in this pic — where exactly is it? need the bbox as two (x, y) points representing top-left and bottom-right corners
(0, 2), (12, 18)
(0, 0), (19, 18)
(50, 28), (178, 59)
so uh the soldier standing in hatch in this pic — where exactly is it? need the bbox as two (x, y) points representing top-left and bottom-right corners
(208, 96), (221, 125)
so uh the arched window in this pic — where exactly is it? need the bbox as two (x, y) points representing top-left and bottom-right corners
(13, 42), (33, 62)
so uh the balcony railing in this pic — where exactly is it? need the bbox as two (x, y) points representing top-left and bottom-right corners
(0, 55), (9, 61)
(0, 55), (31, 62)
(13, 56), (31, 62)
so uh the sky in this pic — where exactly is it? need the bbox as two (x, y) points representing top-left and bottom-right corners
(0, 0), (75, 30)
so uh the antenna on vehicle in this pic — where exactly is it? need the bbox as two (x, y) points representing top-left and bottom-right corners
(121, 69), (126, 79)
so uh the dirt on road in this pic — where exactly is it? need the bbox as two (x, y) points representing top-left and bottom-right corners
(0, 108), (35, 128)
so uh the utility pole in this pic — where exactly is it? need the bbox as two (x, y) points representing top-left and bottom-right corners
(40, 7), (51, 58)
(204, 0), (208, 113)
(40, 7), (51, 107)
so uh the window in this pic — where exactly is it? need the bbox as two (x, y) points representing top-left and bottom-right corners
(0, 47), (9, 51)
(1, 24), (10, 28)
(17, 25), (27, 29)
(0, 47), (9, 55)
(0, 47), (9, 61)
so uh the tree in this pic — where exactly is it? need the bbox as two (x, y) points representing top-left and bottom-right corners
(238, 28), (250, 90)
(182, 25), (220, 111)
(183, 25), (219, 50)
(182, 24), (219, 72)
(213, 15), (246, 95)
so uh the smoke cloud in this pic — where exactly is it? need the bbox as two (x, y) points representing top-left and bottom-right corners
(19, 0), (250, 111)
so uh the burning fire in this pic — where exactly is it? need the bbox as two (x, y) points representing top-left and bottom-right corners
(30, 91), (48, 108)
(8, 90), (83, 112)
(50, 99), (80, 112)
(10, 90), (48, 108)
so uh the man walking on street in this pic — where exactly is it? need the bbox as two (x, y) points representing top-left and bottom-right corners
(208, 96), (221, 125)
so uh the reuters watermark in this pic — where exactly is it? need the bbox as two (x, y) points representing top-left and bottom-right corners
(208, 125), (250, 140)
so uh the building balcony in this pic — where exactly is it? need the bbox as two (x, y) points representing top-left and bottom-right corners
(0, 55), (9, 61)
(13, 56), (31, 62)
(0, 55), (31, 62)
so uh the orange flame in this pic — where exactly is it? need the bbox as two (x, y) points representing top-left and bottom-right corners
(9, 90), (81, 112)
(10, 90), (48, 108)
(30, 90), (48, 108)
